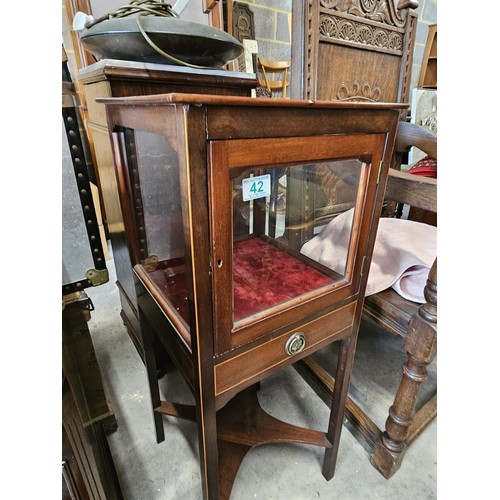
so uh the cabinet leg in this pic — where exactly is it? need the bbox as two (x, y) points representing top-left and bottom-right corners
(195, 395), (220, 499)
(139, 309), (165, 443)
(322, 337), (356, 480)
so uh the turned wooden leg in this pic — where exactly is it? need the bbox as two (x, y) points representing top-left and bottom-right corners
(371, 260), (437, 478)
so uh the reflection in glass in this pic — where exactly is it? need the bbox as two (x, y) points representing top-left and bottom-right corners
(133, 130), (184, 262)
(122, 129), (189, 328)
(118, 125), (369, 331)
(232, 159), (366, 322)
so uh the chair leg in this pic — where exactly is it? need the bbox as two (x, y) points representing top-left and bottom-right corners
(139, 309), (165, 444)
(371, 262), (437, 478)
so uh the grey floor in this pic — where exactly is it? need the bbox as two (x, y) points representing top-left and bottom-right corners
(86, 247), (437, 500)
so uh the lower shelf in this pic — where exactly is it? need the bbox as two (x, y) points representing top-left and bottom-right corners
(155, 385), (331, 499)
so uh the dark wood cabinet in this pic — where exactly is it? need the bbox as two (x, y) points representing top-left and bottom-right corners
(100, 93), (404, 498)
(78, 60), (258, 366)
(62, 294), (122, 500)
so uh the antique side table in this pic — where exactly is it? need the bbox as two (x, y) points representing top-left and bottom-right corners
(100, 93), (405, 499)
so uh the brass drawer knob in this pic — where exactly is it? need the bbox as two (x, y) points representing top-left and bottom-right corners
(285, 332), (306, 356)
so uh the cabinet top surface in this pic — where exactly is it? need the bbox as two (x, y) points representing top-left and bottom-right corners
(78, 58), (257, 82)
(97, 92), (408, 110)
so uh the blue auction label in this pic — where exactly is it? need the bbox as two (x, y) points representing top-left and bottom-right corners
(242, 174), (271, 201)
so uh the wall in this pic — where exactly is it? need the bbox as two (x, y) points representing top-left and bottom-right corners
(234, 0), (436, 94)
(233, 0), (292, 62)
(83, 0), (436, 92)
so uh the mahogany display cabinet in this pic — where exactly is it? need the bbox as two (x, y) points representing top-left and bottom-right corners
(100, 93), (405, 499)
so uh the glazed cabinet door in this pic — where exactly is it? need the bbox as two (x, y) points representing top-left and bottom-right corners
(209, 133), (387, 353)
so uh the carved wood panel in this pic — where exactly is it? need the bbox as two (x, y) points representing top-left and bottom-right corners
(291, 0), (418, 106)
(232, 2), (255, 42)
(231, 2), (257, 74)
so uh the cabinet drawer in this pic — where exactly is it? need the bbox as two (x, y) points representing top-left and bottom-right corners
(214, 301), (356, 398)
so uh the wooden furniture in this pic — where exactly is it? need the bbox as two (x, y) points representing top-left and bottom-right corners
(229, 2), (258, 75)
(287, 1), (437, 478)
(63, 68), (109, 294)
(290, 0), (418, 110)
(276, 0), (420, 255)
(257, 56), (291, 98)
(418, 24), (437, 89)
(62, 293), (123, 500)
(62, 62), (121, 498)
(78, 60), (258, 367)
(100, 92), (404, 499)
(204, 0), (224, 30)
(296, 121), (437, 479)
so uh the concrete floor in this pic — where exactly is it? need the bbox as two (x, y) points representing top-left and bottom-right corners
(86, 249), (437, 500)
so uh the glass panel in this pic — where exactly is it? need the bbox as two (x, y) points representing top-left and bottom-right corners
(121, 128), (189, 327)
(232, 159), (366, 323)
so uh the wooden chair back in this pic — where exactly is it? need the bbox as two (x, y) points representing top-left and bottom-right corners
(288, 0), (420, 235)
(296, 121), (437, 479)
(290, 0), (418, 110)
(288, 1), (436, 479)
(257, 56), (291, 98)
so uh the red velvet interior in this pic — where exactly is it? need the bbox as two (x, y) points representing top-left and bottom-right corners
(148, 238), (334, 325)
(233, 238), (333, 321)
(149, 259), (190, 324)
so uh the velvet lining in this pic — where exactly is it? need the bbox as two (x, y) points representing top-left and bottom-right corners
(149, 260), (190, 324)
(233, 238), (333, 321)
(147, 238), (334, 325)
